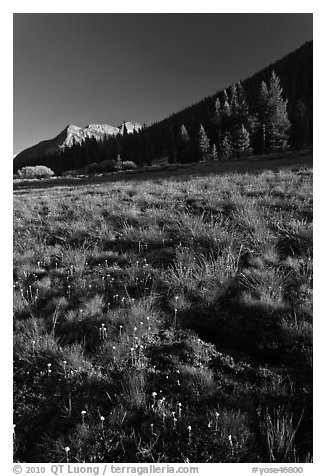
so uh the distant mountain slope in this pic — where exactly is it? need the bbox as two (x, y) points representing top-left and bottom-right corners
(142, 41), (312, 154)
(14, 121), (141, 171)
(14, 41), (312, 174)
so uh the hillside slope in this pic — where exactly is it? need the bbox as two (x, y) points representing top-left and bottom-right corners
(141, 41), (312, 157)
(14, 41), (312, 174)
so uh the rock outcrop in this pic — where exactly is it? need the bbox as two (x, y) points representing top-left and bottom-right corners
(14, 121), (142, 170)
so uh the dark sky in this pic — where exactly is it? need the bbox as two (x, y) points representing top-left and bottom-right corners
(13, 13), (313, 154)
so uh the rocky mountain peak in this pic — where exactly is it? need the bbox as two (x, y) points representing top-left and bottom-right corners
(13, 120), (142, 169)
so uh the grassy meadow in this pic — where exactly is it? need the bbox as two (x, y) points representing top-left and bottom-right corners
(13, 165), (313, 463)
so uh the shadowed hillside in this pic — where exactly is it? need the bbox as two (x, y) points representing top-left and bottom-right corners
(13, 42), (312, 175)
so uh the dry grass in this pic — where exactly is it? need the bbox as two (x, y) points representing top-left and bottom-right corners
(13, 164), (312, 463)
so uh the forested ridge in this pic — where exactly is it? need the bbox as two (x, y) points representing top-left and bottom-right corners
(14, 41), (312, 175)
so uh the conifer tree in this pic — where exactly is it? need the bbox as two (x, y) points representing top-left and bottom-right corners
(229, 84), (238, 115)
(236, 82), (249, 124)
(227, 82), (250, 139)
(211, 143), (219, 161)
(176, 124), (191, 163)
(215, 97), (221, 121)
(258, 72), (291, 152)
(220, 131), (233, 159)
(259, 81), (269, 119)
(179, 124), (190, 144)
(235, 124), (252, 157)
(292, 99), (310, 147)
(122, 122), (128, 136)
(214, 97), (222, 144)
(222, 89), (231, 117)
(116, 153), (122, 169)
(198, 124), (211, 162)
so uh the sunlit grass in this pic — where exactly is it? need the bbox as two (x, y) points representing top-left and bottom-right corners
(13, 166), (312, 463)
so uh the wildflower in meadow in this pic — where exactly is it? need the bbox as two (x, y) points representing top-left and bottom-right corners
(215, 411), (220, 431)
(187, 425), (192, 444)
(64, 447), (70, 463)
(99, 323), (108, 340)
(100, 415), (105, 433)
(173, 416), (177, 430)
(158, 396), (166, 408)
(162, 412), (166, 427)
(174, 308), (178, 327)
(81, 410), (86, 423)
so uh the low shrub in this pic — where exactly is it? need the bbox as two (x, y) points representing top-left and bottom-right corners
(17, 165), (55, 179)
(87, 160), (117, 174)
(120, 161), (137, 171)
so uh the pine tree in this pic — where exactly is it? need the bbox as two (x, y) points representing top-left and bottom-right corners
(259, 71), (291, 152)
(220, 131), (233, 159)
(229, 84), (238, 115)
(292, 99), (310, 148)
(215, 97), (221, 122)
(198, 124), (211, 162)
(176, 124), (191, 163)
(211, 143), (219, 161)
(179, 124), (190, 144)
(222, 89), (231, 117)
(122, 122), (128, 136)
(236, 82), (249, 124)
(259, 81), (269, 119)
(116, 153), (122, 168)
(214, 97), (222, 144)
(235, 124), (252, 157)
